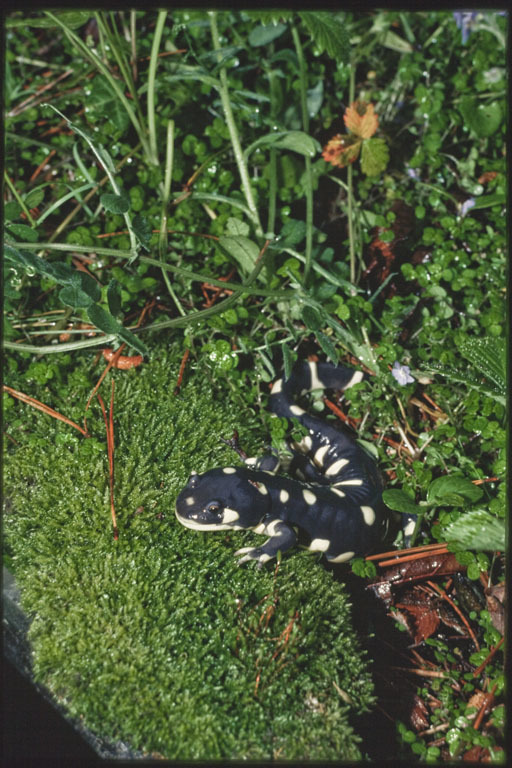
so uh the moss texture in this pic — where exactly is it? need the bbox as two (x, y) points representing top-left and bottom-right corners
(4, 343), (374, 759)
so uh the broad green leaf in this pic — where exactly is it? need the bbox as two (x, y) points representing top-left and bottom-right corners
(307, 80), (324, 119)
(4, 201), (21, 221)
(302, 306), (322, 331)
(245, 130), (320, 160)
(279, 218), (307, 247)
(248, 23), (287, 46)
(444, 510), (505, 552)
(24, 187), (45, 209)
(87, 303), (122, 335)
(219, 236), (260, 276)
(427, 476), (483, 506)
(299, 12), (350, 63)
(315, 331), (338, 364)
(59, 284), (94, 309)
(459, 98), (502, 138)
(382, 489), (419, 516)
(470, 193), (506, 211)
(458, 337), (506, 396)
(226, 217), (250, 237)
(100, 192), (130, 214)
(6, 224), (39, 243)
(88, 76), (129, 132)
(360, 138), (389, 176)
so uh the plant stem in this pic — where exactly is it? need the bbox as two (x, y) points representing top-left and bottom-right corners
(291, 25), (313, 285)
(159, 119), (187, 316)
(347, 58), (357, 288)
(208, 12), (263, 238)
(147, 10), (167, 165)
(4, 172), (35, 226)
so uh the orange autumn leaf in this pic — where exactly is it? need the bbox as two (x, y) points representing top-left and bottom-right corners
(321, 134), (361, 167)
(343, 101), (379, 139)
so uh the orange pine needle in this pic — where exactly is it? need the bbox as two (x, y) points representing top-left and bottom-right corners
(3, 384), (88, 436)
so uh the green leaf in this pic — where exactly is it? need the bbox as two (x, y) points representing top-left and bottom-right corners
(315, 332), (338, 364)
(100, 192), (130, 214)
(427, 476), (483, 507)
(6, 11), (91, 28)
(445, 510), (505, 552)
(226, 217), (250, 237)
(86, 303), (122, 335)
(245, 131), (320, 160)
(218, 236), (260, 276)
(307, 80), (324, 119)
(4, 201), (21, 221)
(248, 23), (287, 46)
(24, 187), (45, 209)
(118, 327), (149, 358)
(88, 76), (130, 132)
(282, 343), (295, 381)
(302, 306), (322, 331)
(279, 218), (307, 247)
(379, 29), (413, 53)
(107, 279), (122, 317)
(299, 11), (350, 63)
(59, 284), (94, 309)
(470, 193), (506, 211)
(6, 223), (39, 242)
(459, 98), (502, 138)
(360, 138), (389, 176)
(382, 489), (420, 516)
(132, 214), (152, 250)
(458, 337), (506, 397)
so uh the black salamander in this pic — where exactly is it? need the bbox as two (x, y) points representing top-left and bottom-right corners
(175, 361), (384, 566)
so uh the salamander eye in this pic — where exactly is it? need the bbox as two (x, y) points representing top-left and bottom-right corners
(205, 500), (222, 515)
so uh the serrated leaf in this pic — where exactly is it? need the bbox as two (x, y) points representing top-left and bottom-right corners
(315, 332), (338, 364)
(321, 134), (361, 167)
(248, 23), (287, 46)
(382, 489), (419, 515)
(360, 138), (389, 176)
(279, 218), (307, 247)
(427, 476), (483, 506)
(299, 11), (350, 63)
(344, 102), (378, 139)
(100, 192), (130, 214)
(444, 509), (505, 552)
(218, 236), (260, 276)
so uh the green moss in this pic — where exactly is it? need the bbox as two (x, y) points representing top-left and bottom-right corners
(4, 342), (374, 760)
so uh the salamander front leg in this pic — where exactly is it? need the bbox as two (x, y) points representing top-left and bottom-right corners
(235, 520), (297, 568)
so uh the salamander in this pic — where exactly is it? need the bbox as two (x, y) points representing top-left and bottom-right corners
(175, 361), (384, 566)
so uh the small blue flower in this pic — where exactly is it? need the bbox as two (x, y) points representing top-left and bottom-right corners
(453, 11), (478, 44)
(392, 361), (415, 386)
(406, 166), (420, 180)
(460, 197), (476, 217)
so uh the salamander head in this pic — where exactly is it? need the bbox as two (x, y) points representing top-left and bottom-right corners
(175, 467), (270, 531)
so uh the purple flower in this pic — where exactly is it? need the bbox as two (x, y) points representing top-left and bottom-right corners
(392, 361), (415, 386)
(406, 166), (420, 180)
(460, 197), (476, 217)
(453, 11), (478, 44)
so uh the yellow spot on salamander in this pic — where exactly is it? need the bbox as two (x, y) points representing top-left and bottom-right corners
(328, 550), (355, 563)
(302, 489), (317, 505)
(313, 444), (329, 466)
(360, 506), (375, 526)
(309, 537), (330, 552)
(279, 489), (289, 503)
(222, 467), (237, 474)
(325, 458), (349, 476)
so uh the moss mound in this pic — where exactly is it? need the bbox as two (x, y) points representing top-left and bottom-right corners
(4, 343), (375, 759)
